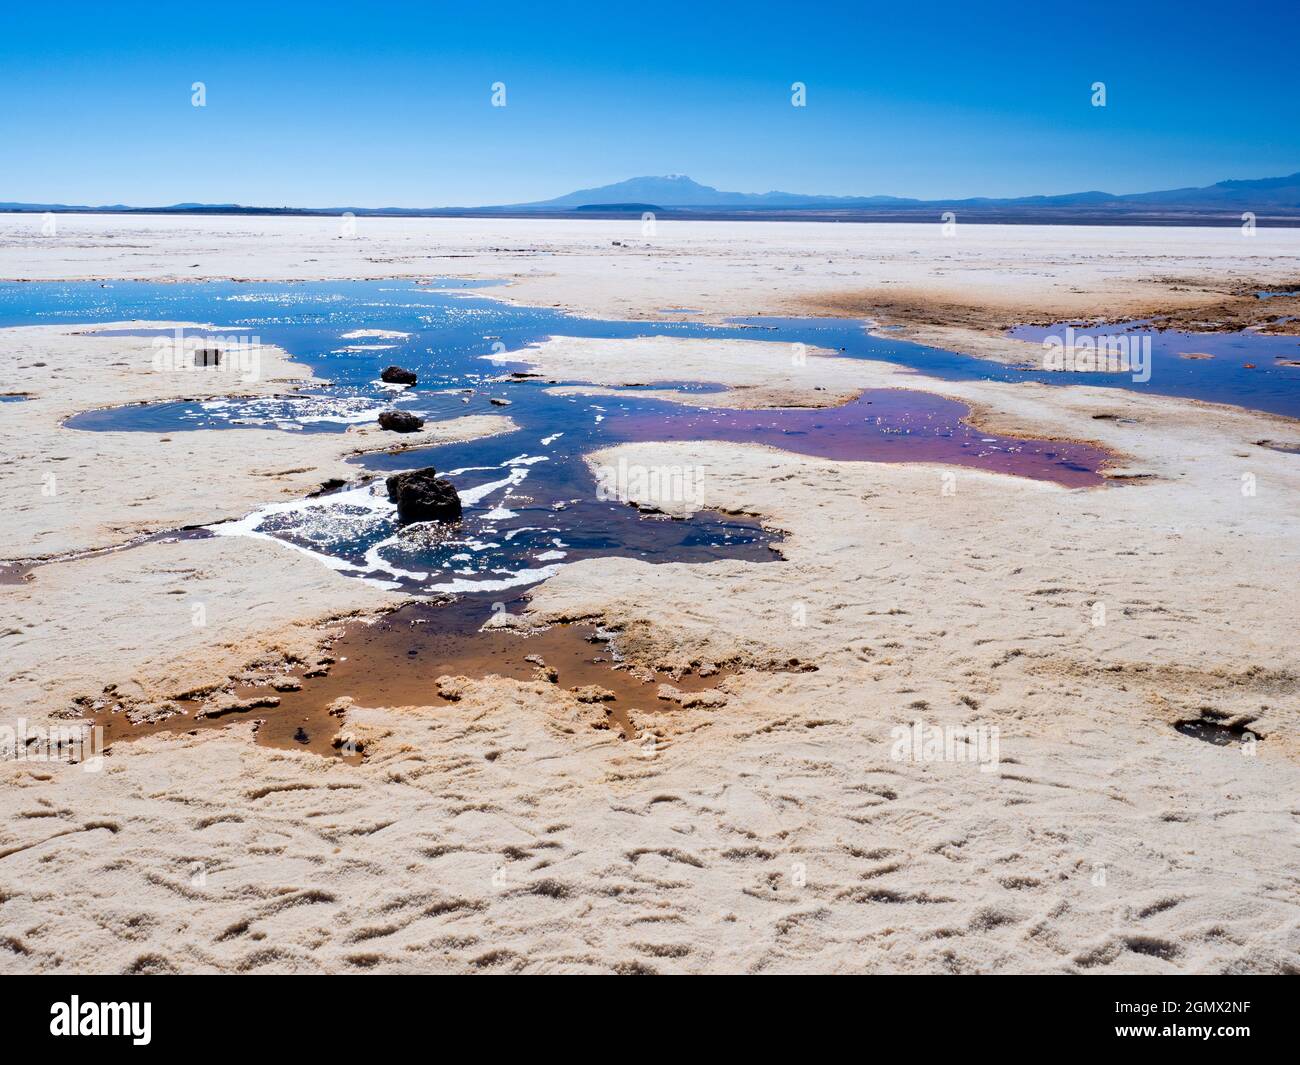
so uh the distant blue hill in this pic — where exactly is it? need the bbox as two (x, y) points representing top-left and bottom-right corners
(507, 174), (920, 209)
(5, 172), (1300, 223)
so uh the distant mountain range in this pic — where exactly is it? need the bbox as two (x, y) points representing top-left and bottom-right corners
(506, 174), (920, 209)
(506, 172), (1300, 212)
(6, 172), (1300, 225)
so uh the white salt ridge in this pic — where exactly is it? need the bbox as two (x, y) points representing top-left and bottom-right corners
(436, 565), (563, 593)
(211, 451), (566, 592)
(460, 465), (531, 505)
(221, 291), (346, 304)
(199, 396), (387, 426)
(299, 408), (393, 425)
(340, 329), (411, 340)
(362, 536), (429, 581)
(208, 483), (401, 590)
(445, 454), (545, 485)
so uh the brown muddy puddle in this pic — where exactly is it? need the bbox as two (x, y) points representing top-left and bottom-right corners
(90, 596), (736, 760)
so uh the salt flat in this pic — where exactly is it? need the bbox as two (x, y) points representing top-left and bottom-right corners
(2, 212), (1298, 332)
(0, 217), (1296, 974)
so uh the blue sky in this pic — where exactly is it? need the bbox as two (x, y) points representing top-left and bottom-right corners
(2, 0), (1298, 206)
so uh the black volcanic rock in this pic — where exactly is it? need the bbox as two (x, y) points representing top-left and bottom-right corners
(307, 477), (347, 497)
(378, 410), (425, 433)
(380, 365), (418, 385)
(385, 468), (462, 524)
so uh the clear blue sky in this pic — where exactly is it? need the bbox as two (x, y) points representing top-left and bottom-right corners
(3, 0), (1298, 207)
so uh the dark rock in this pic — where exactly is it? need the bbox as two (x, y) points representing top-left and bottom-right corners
(378, 410), (425, 433)
(380, 365), (418, 385)
(308, 477), (347, 497)
(385, 467), (462, 524)
(293, 727), (309, 744)
(489, 397), (511, 406)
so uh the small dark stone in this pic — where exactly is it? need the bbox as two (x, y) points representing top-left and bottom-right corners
(378, 410), (425, 433)
(293, 727), (309, 744)
(308, 477), (347, 497)
(380, 365), (418, 385)
(385, 467), (462, 524)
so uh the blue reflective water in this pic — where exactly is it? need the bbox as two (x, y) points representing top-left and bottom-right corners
(1008, 322), (1300, 419)
(7, 281), (1294, 419)
(5, 279), (1295, 592)
(4, 280), (798, 590)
